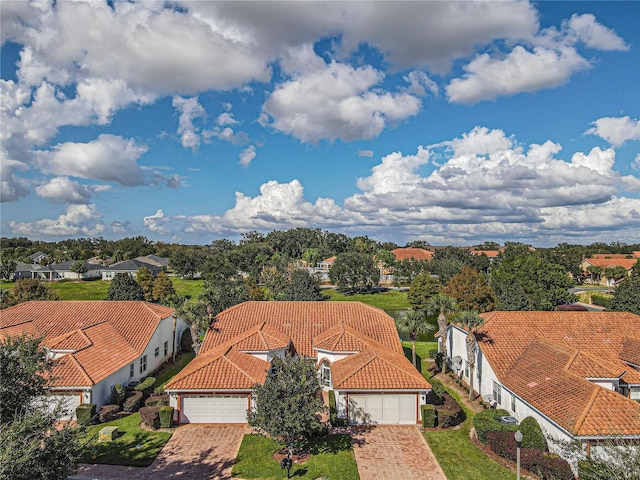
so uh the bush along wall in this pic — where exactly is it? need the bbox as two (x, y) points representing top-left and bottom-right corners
(422, 404), (436, 428)
(98, 404), (121, 423)
(76, 403), (96, 426)
(473, 409), (518, 443)
(123, 391), (144, 413)
(139, 406), (161, 430)
(159, 406), (174, 428)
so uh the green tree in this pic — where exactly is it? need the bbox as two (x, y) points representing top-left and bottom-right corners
(199, 276), (248, 318)
(169, 247), (201, 279)
(603, 265), (628, 286)
(283, 269), (323, 301)
(491, 252), (575, 310)
(456, 311), (484, 401)
(328, 252), (380, 291)
(430, 247), (486, 283)
(152, 272), (175, 302)
(587, 265), (604, 284)
(302, 248), (322, 268)
(107, 273), (144, 301)
(407, 273), (441, 311)
(69, 260), (88, 280)
(248, 356), (325, 477)
(260, 266), (288, 300)
(442, 267), (496, 313)
(395, 310), (435, 368)
(610, 261), (640, 314)
(11, 279), (59, 304)
(176, 301), (208, 354)
(0, 335), (83, 480)
(0, 256), (16, 281)
(427, 295), (457, 371)
(136, 266), (155, 301)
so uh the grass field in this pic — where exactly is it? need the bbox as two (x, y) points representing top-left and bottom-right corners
(322, 288), (410, 310)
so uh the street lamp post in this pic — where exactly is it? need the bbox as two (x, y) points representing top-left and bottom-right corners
(515, 430), (523, 480)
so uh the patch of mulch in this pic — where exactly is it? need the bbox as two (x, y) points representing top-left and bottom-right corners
(273, 447), (311, 465)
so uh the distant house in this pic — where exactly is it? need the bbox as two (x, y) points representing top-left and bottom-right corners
(102, 258), (162, 281)
(0, 301), (188, 419)
(135, 255), (170, 270)
(469, 249), (500, 260)
(390, 248), (433, 262)
(580, 256), (639, 285)
(28, 251), (49, 264)
(165, 301), (431, 425)
(49, 260), (103, 280)
(443, 311), (640, 466)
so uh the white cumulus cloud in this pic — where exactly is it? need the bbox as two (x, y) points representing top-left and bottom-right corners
(239, 145), (257, 168)
(35, 176), (110, 204)
(9, 204), (104, 237)
(586, 116), (640, 147)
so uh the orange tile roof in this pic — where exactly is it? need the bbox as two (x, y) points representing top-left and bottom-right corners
(470, 250), (500, 258)
(391, 248), (433, 261)
(164, 344), (269, 390)
(581, 258), (639, 270)
(0, 301), (174, 387)
(201, 301), (403, 357)
(223, 321), (291, 352)
(172, 301), (425, 393)
(621, 339), (640, 366)
(476, 311), (640, 436)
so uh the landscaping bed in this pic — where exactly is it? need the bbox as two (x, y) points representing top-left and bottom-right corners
(232, 433), (358, 479)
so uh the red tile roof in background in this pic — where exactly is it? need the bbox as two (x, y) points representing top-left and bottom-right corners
(390, 248), (433, 261)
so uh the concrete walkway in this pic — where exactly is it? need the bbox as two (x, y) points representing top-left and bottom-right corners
(72, 425), (248, 480)
(351, 425), (447, 480)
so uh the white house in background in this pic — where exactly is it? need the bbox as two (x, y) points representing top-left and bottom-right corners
(443, 311), (640, 461)
(102, 258), (162, 280)
(0, 301), (188, 419)
(165, 301), (431, 425)
(49, 260), (103, 280)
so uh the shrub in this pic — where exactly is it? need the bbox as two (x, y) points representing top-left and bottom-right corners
(76, 403), (96, 426)
(110, 384), (126, 406)
(98, 404), (121, 423)
(154, 385), (165, 394)
(180, 327), (193, 352)
(473, 408), (518, 443)
(422, 404), (436, 428)
(328, 390), (349, 427)
(591, 294), (611, 308)
(519, 416), (548, 451)
(123, 391), (144, 413)
(428, 349), (438, 359)
(159, 406), (174, 428)
(426, 390), (444, 405)
(145, 393), (169, 407)
(139, 406), (161, 430)
(134, 377), (156, 394)
(435, 392), (464, 428)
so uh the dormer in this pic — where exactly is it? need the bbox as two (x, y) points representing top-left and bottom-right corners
(312, 322), (371, 364)
(224, 322), (291, 361)
(45, 329), (93, 359)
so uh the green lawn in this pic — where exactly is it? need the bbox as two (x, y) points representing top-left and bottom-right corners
(2, 277), (203, 302)
(79, 413), (172, 467)
(232, 433), (358, 480)
(322, 288), (410, 310)
(422, 376), (516, 480)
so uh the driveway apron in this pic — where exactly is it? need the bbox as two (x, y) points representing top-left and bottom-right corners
(352, 425), (447, 480)
(72, 424), (247, 480)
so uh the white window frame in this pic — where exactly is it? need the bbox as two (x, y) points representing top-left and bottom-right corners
(140, 355), (147, 374)
(129, 363), (134, 378)
(511, 393), (516, 413)
(320, 362), (331, 387)
(492, 380), (502, 405)
(164, 341), (168, 356)
(154, 346), (160, 357)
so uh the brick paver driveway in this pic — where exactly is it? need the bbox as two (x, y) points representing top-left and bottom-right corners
(352, 425), (446, 480)
(73, 424), (248, 480)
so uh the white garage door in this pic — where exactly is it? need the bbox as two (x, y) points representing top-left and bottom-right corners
(48, 393), (81, 420)
(181, 395), (248, 423)
(349, 394), (416, 424)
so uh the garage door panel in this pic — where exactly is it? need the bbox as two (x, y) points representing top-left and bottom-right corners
(349, 394), (416, 425)
(181, 395), (248, 423)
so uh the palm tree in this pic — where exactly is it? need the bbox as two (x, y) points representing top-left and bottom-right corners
(427, 295), (457, 371)
(395, 309), (435, 368)
(456, 311), (484, 401)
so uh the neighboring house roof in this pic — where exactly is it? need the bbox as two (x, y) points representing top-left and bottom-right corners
(581, 258), (638, 270)
(0, 301), (175, 387)
(475, 311), (640, 437)
(470, 250), (500, 258)
(108, 258), (160, 272)
(29, 252), (49, 262)
(320, 256), (337, 264)
(169, 301), (429, 393)
(135, 255), (170, 267)
(592, 253), (640, 259)
(391, 248), (433, 261)
(201, 301), (403, 357)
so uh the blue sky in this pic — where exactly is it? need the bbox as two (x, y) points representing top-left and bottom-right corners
(1, 1), (639, 247)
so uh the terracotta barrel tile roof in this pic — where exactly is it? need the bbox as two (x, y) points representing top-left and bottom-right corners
(390, 248), (433, 261)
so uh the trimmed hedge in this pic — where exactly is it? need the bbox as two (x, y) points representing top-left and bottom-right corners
(519, 416), (548, 451)
(76, 403), (96, 426)
(487, 431), (573, 480)
(98, 404), (121, 423)
(123, 391), (144, 413)
(139, 406), (161, 430)
(159, 406), (174, 428)
(145, 393), (169, 407)
(134, 376), (156, 394)
(591, 294), (611, 308)
(422, 404), (436, 428)
(110, 383), (126, 406)
(435, 392), (464, 428)
(473, 408), (518, 443)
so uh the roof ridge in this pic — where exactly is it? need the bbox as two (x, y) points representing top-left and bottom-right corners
(573, 387), (601, 433)
(164, 344), (232, 388)
(140, 301), (173, 319)
(223, 348), (262, 384)
(335, 349), (377, 385)
(65, 354), (94, 385)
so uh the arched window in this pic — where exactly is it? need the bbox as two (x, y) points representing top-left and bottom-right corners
(320, 360), (331, 387)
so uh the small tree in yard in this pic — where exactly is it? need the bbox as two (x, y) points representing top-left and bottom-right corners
(107, 273), (144, 301)
(248, 356), (325, 478)
(69, 260), (88, 280)
(136, 266), (155, 301)
(455, 311), (484, 402)
(152, 272), (175, 302)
